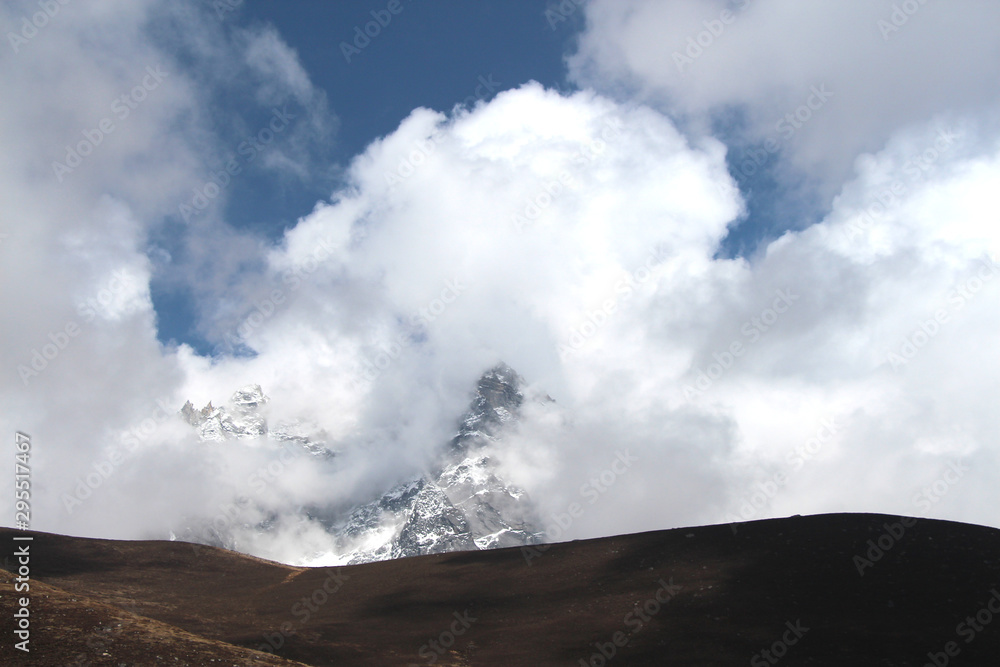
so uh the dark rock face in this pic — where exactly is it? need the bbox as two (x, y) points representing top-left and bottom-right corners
(392, 481), (477, 556)
(451, 363), (524, 450)
(336, 362), (544, 564)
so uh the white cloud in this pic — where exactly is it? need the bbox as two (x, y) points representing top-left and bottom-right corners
(568, 0), (1000, 191)
(0, 0), (335, 541)
(196, 83), (1000, 548)
(2, 0), (998, 562)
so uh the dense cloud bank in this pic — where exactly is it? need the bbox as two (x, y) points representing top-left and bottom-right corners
(1, 0), (997, 561)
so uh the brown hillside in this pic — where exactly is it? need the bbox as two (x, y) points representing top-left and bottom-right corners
(2, 513), (999, 665)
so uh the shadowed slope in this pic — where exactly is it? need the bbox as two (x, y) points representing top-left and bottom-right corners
(2, 513), (999, 665)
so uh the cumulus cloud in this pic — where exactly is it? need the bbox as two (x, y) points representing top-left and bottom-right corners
(568, 0), (1000, 195)
(0, 0), (335, 541)
(2, 0), (998, 563)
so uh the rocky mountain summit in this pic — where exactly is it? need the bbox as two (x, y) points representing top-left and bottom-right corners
(177, 363), (545, 564)
(181, 384), (335, 458)
(181, 385), (268, 441)
(329, 363), (545, 564)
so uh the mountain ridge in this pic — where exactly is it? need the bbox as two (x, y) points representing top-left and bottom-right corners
(175, 362), (546, 565)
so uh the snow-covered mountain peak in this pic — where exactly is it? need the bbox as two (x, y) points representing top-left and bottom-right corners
(230, 384), (267, 411)
(177, 363), (544, 565)
(322, 362), (544, 564)
(451, 362), (525, 450)
(181, 386), (267, 442)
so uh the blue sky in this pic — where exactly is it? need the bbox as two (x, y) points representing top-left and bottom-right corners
(153, 0), (586, 353)
(150, 0), (797, 355)
(231, 0), (577, 223)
